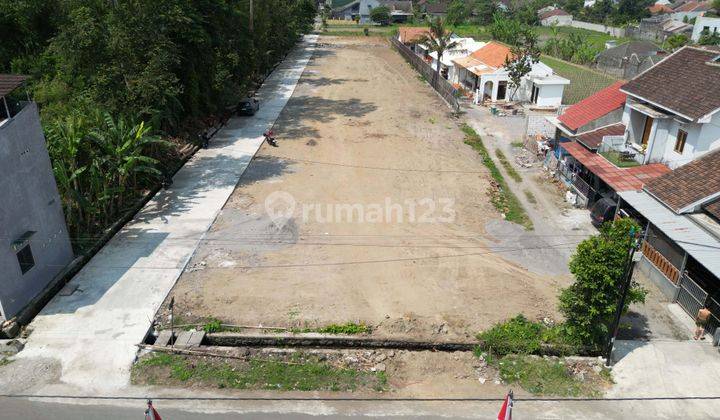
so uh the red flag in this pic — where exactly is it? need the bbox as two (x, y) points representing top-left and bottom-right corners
(497, 390), (513, 420)
(145, 400), (162, 420)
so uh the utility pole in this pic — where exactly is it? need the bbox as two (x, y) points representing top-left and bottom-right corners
(605, 230), (641, 366)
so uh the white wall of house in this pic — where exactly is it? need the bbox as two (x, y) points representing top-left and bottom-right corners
(541, 15), (573, 26)
(671, 11), (706, 22)
(623, 99), (720, 169)
(536, 84), (565, 107)
(692, 16), (720, 41)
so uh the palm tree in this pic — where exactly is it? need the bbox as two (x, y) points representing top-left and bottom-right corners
(418, 17), (460, 83)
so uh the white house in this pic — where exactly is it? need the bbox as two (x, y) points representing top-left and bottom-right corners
(670, 1), (713, 22)
(618, 46), (720, 169)
(450, 41), (569, 108)
(421, 36), (486, 80)
(539, 9), (573, 27)
(692, 16), (720, 41)
(332, 0), (382, 23)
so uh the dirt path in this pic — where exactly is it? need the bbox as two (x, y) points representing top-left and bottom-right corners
(465, 107), (595, 276)
(161, 37), (566, 345)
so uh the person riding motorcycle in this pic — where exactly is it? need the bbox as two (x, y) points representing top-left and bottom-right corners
(263, 130), (278, 147)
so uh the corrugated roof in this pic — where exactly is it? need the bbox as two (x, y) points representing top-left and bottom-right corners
(558, 81), (627, 131)
(576, 123), (627, 150)
(0, 74), (28, 97)
(620, 189), (720, 276)
(621, 46), (720, 121)
(470, 41), (512, 69)
(644, 148), (720, 213)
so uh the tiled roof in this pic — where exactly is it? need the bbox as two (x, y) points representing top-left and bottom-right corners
(674, 1), (711, 12)
(621, 47), (720, 121)
(644, 149), (720, 213)
(0, 74), (28, 97)
(398, 27), (429, 43)
(558, 81), (627, 132)
(562, 142), (671, 192)
(470, 41), (512, 69)
(576, 123), (627, 150)
(540, 9), (571, 20)
(648, 3), (673, 13)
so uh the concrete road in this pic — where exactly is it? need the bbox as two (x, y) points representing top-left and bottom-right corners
(15, 35), (318, 393)
(4, 396), (720, 419)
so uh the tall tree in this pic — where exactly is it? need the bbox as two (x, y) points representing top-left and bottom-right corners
(503, 29), (540, 101)
(559, 218), (647, 348)
(418, 17), (460, 82)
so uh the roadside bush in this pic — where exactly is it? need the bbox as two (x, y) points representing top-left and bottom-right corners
(477, 315), (582, 356)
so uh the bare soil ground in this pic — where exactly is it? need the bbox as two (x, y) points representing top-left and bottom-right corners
(159, 37), (567, 345)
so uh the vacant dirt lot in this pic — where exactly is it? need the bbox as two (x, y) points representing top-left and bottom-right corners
(160, 36), (568, 341)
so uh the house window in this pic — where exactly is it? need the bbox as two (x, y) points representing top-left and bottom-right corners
(16, 244), (35, 274)
(674, 129), (687, 153)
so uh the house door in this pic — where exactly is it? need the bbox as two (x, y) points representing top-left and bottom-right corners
(641, 116), (654, 146)
(530, 84), (540, 104)
(497, 81), (507, 100)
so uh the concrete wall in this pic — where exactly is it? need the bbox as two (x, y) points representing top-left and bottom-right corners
(578, 107), (624, 133)
(566, 20), (626, 37)
(0, 102), (74, 320)
(692, 17), (720, 41)
(526, 112), (559, 138)
(638, 255), (680, 301)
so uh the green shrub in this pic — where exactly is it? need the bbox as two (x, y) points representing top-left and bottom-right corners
(477, 315), (543, 355)
(203, 318), (222, 333)
(477, 315), (582, 356)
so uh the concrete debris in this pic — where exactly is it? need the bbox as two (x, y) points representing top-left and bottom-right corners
(478, 377), (486, 384)
(371, 363), (386, 372)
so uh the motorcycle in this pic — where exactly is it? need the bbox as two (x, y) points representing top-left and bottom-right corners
(264, 130), (278, 147)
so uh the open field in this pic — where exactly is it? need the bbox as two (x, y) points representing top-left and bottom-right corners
(158, 36), (567, 346)
(540, 55), (619, 104)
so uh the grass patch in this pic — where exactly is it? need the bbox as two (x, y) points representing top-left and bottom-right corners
(497, 355), (595, 397)
(510, 141), (524, 148)
(0, 358), (12, 367)
(293, 322), (371, 335)
(495, 149), (522, 183)
(476, 315), (581, 356)
(462, 124), (532, 230)
(133, 353), (385, 392)
(599, 151), (640, 168)
(524, 190), (537, 204)
(540, 55), (618, 105)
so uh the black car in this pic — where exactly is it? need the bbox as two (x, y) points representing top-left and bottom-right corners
(590, 197), (617, 228)
(237, 97), (259, 116)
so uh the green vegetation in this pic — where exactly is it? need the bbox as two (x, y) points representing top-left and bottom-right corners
(510, 141), (524, 148)
(599, 150), (640, 168)
(495, 149), (522, 183)
(524, 190), (537, 204)
(370, 5), (390, 26)
(1, 0), (317, 252)
(0, 358), (13, 367)
(540, 55), (618, 104)
(476, 315), (580, 356)
(314, 322), (371, 335)
(560, 218), (647, 348)
(462, 125), (532, 230)
(132, 352), (386, 391)
(496, 355), (605, 397)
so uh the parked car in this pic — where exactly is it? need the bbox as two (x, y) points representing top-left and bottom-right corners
(590, 197), (617, 228)
(237, 97), (259, 116)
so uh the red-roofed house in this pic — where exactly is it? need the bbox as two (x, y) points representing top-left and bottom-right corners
(545, 81), (672, 208)
(450, 41), (569, 108)
(539, 9), (573, 26)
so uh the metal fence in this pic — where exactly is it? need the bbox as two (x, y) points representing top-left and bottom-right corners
(677, 274), (709, 322)
(389, 37), (460, 113)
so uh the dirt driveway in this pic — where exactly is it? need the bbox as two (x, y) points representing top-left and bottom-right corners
(160, 37), (568, 341)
